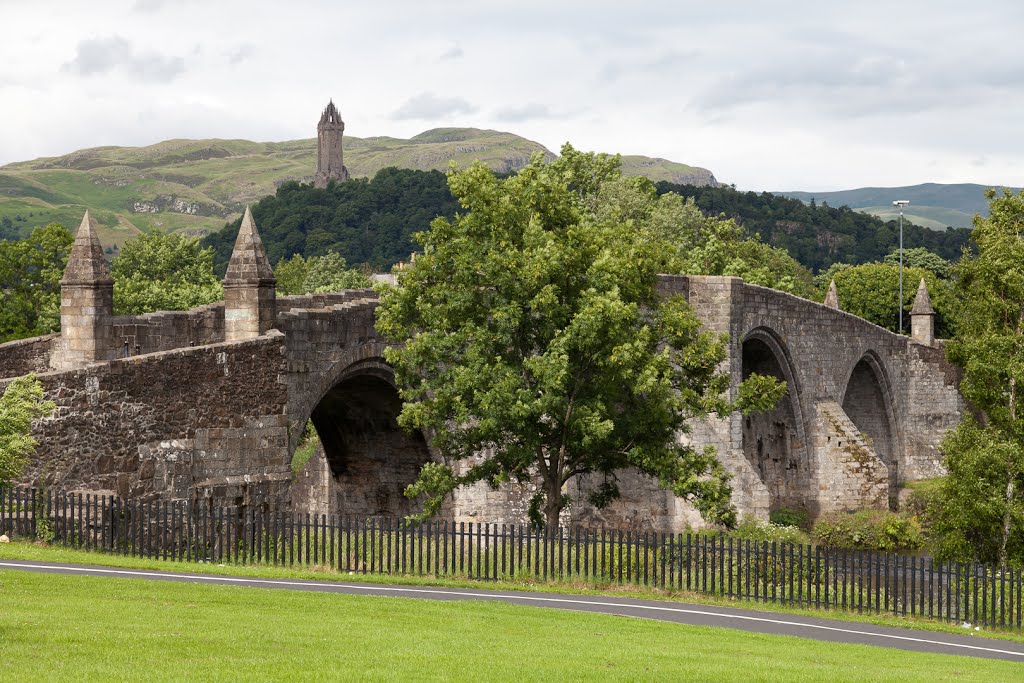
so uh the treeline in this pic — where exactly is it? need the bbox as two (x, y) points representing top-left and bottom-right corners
(655, 182), (973, 272)
(203, 169), (973, 278)
(204, 168), (460, 275)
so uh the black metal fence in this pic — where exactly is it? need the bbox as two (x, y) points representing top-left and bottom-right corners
(2, 486), (1022, 630)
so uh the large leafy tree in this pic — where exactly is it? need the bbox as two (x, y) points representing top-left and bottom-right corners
(933, 189), (1024, 569)
(111, 232), (223, 315)
(0, 374), (55, 487)
(881, 247), (952, 279)
(596, 179), (815, 298)
(274, 251), (371, 295)
(829, 262), (956, 338)
(377, 146), (783, 530)
(0, 223), (73, 343)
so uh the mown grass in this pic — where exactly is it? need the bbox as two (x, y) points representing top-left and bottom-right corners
(3, 540), (1023, 646)
(0, 568), (1018, 682)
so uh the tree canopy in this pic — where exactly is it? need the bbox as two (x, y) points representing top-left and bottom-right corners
(933, 189), (1024, 569)
(377, 146), (784, 530)
(0, 223), (73, 343)
(655, 182), (972, 273)
(881, 247), (952, 279)
(203, 167), (460, 275)
(111, 232), (223, 315)
(828, 263), (956, 338)
(0, 374), (55, 487)
(636, 189), (815, 298)
(274, 251), (371, 295)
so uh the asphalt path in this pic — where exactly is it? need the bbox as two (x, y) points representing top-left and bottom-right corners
(2, 559), (1023, 663)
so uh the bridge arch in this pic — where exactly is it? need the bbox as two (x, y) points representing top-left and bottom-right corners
(840, 351), (901, 504)
(293, 352), (433, 519)
(739, 327), (809, 513)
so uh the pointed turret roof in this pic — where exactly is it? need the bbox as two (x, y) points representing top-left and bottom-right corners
(319, 99), (342, 125)
(223, 207), (275, 284)
(824, 279), (840, 310)
(911, 278), (934, 315)
(61, 210), (113, 285)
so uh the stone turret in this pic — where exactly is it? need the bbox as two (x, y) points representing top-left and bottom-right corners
(51, 211), (115, 370)
(824, 279), (840, 310)
(314, 99), (349, 189)
(223, 207), (276, 341)
(910, 278), (935, 346)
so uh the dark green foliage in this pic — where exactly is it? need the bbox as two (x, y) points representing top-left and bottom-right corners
(111, 232), (223, 315)
(769, 507), (811, 530)
(831, 263), (956, 337)
(933, 189), (1024, 569)
(881, 247), (952, 279)
(0, 216), (17, 241)
(0, 223), (74, 342)
(901, 478), (944, 531)
(378, 147), (786, 530)
(274, 252), (371, 295)
(812, 510), (925, 552)
(654, 183), (971, 273)
(204, 168), (460, 276)
(0, 374), (56, 487)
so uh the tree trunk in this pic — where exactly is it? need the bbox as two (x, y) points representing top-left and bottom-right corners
(543, 475), (563, 532)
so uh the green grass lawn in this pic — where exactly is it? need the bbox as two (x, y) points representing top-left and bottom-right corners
(3, 540), (1024, 649)
(0, 569), (1016, 682)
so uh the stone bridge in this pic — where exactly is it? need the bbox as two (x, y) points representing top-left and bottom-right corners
(0, 211), (963, 530)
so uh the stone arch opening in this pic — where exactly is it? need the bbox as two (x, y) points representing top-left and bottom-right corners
(740, 329), (808, 513)
(841, 354), (898, 504)
(304, 365), (433, 518)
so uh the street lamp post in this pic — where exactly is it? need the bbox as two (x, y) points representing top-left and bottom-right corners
(893, 200), (910, 333)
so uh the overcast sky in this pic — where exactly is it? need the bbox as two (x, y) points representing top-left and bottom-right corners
(1, 0), (1021, 191)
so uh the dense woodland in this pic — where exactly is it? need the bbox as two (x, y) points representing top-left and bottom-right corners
(204, 169), (973, 277)
(204, 168), (460, 275)
(654, 182), (973, 272)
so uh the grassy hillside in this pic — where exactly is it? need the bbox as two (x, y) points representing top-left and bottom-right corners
(778, 183), (1022, 229)
(858, 205), (973, 232)
(0, 130), (718, 246)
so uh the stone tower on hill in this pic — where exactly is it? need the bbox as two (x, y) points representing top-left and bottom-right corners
(314, 100), (350, 189)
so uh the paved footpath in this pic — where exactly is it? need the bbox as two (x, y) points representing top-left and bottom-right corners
(2, 559), (1024, 663)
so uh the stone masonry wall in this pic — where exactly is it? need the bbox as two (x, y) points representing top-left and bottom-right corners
(2, 332), (290, 506)
(812, 401), (889, 514)
(900, 340), (963, 481)
(0, 334), (57, 378)
(111, 303), (225, 357)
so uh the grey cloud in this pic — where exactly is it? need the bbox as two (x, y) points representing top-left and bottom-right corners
(439, 45), (463, 61)
(494, 103), (559, 122)
(390, 93), (477, 120)
(226, 44), (257, 66)
(63, 36), (185, 82)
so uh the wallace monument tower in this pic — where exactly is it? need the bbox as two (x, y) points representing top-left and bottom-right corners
(314, 100), (350, 188)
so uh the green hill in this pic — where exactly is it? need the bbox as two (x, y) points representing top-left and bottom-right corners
(777, 183), (1022, 230)
(0, 130), (718, 245)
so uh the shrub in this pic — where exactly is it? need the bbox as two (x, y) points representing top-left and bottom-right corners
(730, 517), (810, 545)
(812, 510), (925, 552)
(900, 477), (943, 531)
(769, 507), (810, 530)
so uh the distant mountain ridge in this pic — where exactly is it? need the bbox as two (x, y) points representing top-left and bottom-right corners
(777, 183), (1022, 230)
(0, 129), (718, 245)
